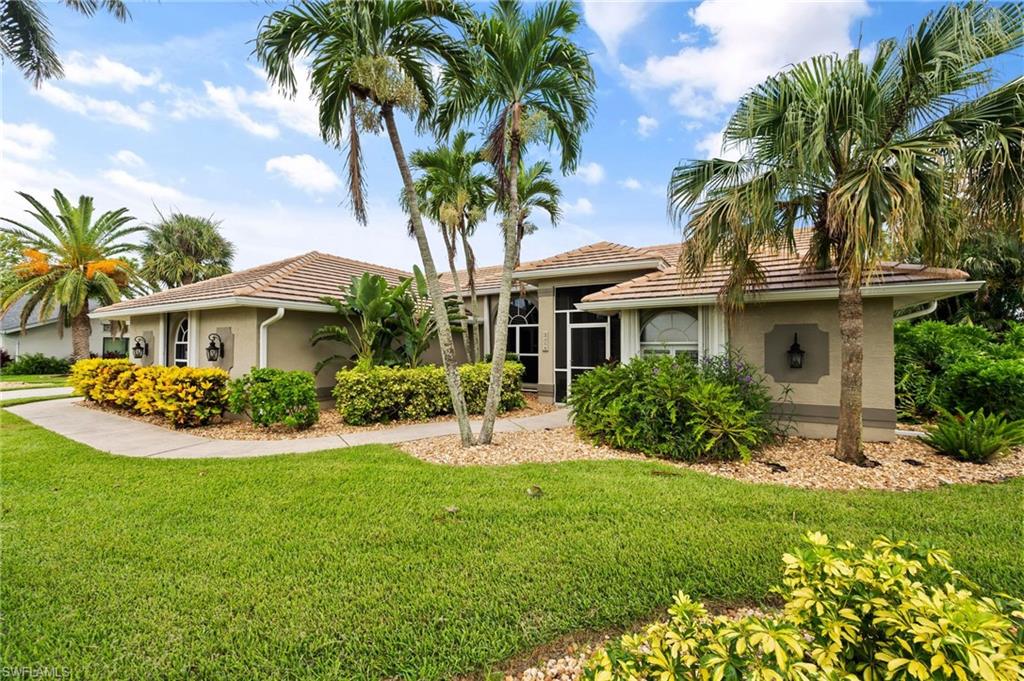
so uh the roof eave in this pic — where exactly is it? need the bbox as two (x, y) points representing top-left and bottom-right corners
(515, 259), (664, 281)
(575, 279), (984, 313)
(90, 296), (336, 320)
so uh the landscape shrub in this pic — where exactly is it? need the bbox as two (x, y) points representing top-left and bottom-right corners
(228, 368), (319, 430)
(1, 353), (71, 375)
(895, 320), (1024, 420)
(69, 358), (228, 427)
(333, 361), (525, 425)
(585, 532), (1024, 681)
(569, 353), (780, 462)
(0, 348), (10, 368)
(921, 408), (1024, 463)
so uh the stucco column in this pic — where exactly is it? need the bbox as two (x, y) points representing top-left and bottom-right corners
(620, 309), (640, 363)
(702, 305), (728, 357)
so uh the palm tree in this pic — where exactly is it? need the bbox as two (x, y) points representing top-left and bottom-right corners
(140, 211), (235, 288)
(255, 0), (478, 445)
(498, 160), (562, 266)
(438, 0), (595, 443)
(1, 0), (129, 86)
(410, 130), (491, 362)
(1, 190), (143, 360)
(667, 3), (1024, 464)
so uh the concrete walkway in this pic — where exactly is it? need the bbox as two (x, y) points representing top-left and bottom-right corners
(1, 386), (74, 400)
(5, 397), (571, 459)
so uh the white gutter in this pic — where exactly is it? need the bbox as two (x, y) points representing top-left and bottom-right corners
(90, 296), (334, 320)
(259, 307), (285, 368)
(894, 300), (938, 322)
(515, 259), (664, 281)
(576, 280), (984, 313)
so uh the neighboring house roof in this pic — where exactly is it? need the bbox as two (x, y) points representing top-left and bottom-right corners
(1, 296), (58, 333)
(92, 252), (413, 318)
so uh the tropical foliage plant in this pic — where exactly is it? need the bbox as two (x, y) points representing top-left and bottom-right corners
(0, 0), (129, 86)
(569, 353), (781, 462)
(586, 532), (1024, 681)
(255, 0), (478, 444)
(667, 3), (1024, 464)
(139, 211), (234, 288)
(438, 0), (595, 443)
(0, 353), (71, 376)
(227, 368), (319, 430)
(921, 408), (1024, 463)
(938, 228), (1024, 332)
(1, 190), (143, 360)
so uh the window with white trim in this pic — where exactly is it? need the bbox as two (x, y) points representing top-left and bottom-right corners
(507, 296), (539, 384)
(173, 318), (189, 367)
(640, 309), (699, 359)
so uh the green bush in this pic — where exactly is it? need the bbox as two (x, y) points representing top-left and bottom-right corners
(569, 353), (779, 462)
(333, 361), (525, 425)
(921, 408), (1024, 463)
(585, 532), (1024, 681)
(895, 320), (1024, 420)
(1, 353), (71, 375)
(228, 368), (319, 430)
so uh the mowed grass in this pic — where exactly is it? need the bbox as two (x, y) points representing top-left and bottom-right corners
(0, 374), (69, 390)
(2, 411), (1022, 680)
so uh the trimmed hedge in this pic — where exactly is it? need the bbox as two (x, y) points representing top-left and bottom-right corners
(570, 353), (780, 462)
(69, 358), (228, 427)
(333, 362), (525, 425)
(228, 368), (319, 430)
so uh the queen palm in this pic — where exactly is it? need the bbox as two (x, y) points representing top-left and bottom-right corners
(439, 0), (595, 443)
(410, 130), (491, 362)
(255, 0), (477, 445)
(668, 3), (1024, 464)
(1, 190), (143, 360)
(140, 211), (235, 288)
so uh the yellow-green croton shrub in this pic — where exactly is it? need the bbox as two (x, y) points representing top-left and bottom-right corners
(585, 533), (1024, 680)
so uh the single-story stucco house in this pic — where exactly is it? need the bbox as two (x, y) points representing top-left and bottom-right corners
(2, 297), (126, 360)
(91, 231), (981, 440)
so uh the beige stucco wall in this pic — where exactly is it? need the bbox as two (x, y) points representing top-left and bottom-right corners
(729, 298), (896, 441)
(260, 309), (344, 391)
(1, 320), (105, 359)
(197, 308), (260, 376)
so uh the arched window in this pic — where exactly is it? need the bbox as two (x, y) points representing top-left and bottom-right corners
(507, 296), (538, 383)
(641, 309), (698, 358)
(173, 318), (189, 367)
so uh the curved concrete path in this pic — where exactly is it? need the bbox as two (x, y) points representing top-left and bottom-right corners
(5, 397), (571, 459)
(1, 386), (74, 399)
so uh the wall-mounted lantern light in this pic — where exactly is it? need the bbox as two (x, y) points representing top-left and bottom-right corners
(206, 333), (225, 362)
(787, 333), (805, 369)
(132, 336), (149, 359)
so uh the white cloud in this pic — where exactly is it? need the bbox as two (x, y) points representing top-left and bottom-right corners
(621, 0), (870, 118)
(696, 128), (746, 161)
(574, 161), (605, 185)
(265, 154), (340, 193)
(563, 197), (595, 216)
(620, 177), (642, 190)
(2, 122), (55, 160)
(101, 169), (186, 202)
(63, 52), (161, 91)
(636, 115), (659, 138)
(110, 149), (145, 168)
(35, 82), (152, 130)
(583, 1), (652, 55)
(203, 81), (279, 138)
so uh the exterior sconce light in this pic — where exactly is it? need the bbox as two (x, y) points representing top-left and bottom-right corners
(132, 336), (148, 359)
(787, 333), (805, 369)
(206, 333), (224, 362)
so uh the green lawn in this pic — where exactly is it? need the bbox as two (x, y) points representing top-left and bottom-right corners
(0, 373), (69, 389)
(2, 410), (1022, 679)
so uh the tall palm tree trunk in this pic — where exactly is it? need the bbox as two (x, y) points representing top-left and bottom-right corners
(835, 273), (866, 464)
(441, 225), (473, 364)
(71, 308), (92, 361)
(381, 105), (474, 445)
(478, 108), (522, 444)
(459, 225), (481, 363)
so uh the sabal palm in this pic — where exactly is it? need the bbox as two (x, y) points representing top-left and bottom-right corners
(668, 3), (1024, 463)
(410, 130), (491, 362)
(439, 0), (595, 442)
(1, 0), (129, 86)
(140, 211), (235, 288)
(256, 0), (477, 444)
(1, 190), (143, 360)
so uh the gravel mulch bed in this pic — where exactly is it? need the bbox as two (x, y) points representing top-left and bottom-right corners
(77, 396), (556, 441)
(400, 427), (1023, 490)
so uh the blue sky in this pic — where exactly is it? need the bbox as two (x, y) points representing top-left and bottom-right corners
(3, 1), (1016, 272)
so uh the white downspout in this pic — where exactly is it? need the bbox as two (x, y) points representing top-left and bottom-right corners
(894, 300), (938, 322)
(259, 307), (285, 368)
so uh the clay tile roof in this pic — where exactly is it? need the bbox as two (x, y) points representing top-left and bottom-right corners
(93, 252), (413, 314)
(581, 231), (969, 305)
(515, 240), (665, 274)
